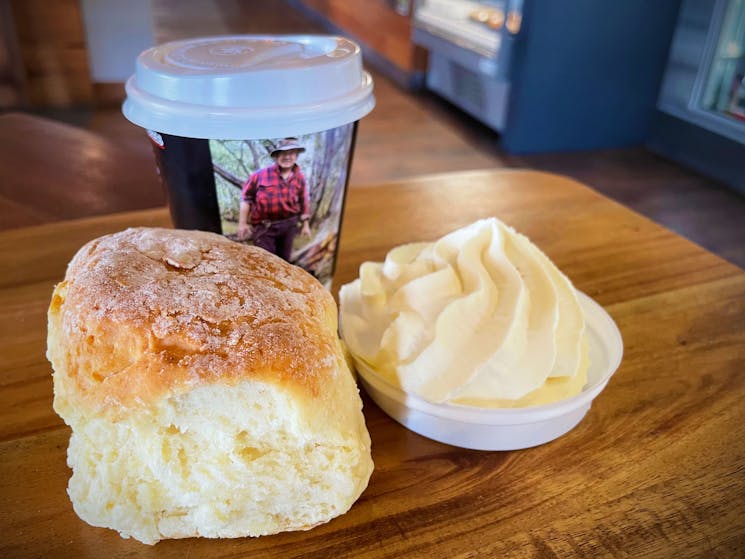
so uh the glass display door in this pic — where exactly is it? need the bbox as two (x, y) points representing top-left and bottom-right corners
(700, 0), (745, 123)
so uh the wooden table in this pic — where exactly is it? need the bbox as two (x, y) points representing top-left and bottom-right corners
(1, 170), (744, 558)
(0, 112), (163, 230)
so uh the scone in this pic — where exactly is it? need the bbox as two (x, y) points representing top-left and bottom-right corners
(47, 227), (373, 545)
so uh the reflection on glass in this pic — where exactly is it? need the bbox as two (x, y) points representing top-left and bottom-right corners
(701, 0), (745, 122)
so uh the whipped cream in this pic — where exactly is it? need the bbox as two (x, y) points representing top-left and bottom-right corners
(339, 218), (588, 407)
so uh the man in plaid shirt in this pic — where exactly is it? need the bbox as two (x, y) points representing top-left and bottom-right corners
(237, 138), (312, 262)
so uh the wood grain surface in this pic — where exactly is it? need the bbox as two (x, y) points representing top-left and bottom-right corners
(1, 170), (744, 558)
(0, 112), (164, 230)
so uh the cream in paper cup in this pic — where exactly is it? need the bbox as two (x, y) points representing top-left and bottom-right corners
(339, 217), (624, 450)
(123, 35), (375, 288)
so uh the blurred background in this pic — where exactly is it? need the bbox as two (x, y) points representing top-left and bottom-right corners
(1, 0), (743, 267)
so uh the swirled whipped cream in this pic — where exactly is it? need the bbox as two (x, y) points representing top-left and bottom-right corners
(339, 218), (589, 408)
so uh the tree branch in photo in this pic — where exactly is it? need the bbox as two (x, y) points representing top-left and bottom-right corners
(213, 162), (243, 189)
(218, 141), (251, 176)
(244, 140), (263, 171)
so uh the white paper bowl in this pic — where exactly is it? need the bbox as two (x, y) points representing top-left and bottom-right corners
(353, 292), (623, 451)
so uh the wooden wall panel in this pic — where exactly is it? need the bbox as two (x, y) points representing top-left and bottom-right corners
(0, 0), (27, 108)
(300, 0), (426, 75)
(10, 0), (92, 107)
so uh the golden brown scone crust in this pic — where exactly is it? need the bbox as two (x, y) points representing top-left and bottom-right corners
(49, 227), (338, 420)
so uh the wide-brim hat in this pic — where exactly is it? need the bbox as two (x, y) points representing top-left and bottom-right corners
(271, 138), (306, 157)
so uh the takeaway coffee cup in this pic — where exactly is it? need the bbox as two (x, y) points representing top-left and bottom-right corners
(122, 35), (375, 288)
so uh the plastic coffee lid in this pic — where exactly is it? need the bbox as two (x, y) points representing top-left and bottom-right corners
(122, 35), (375, 139)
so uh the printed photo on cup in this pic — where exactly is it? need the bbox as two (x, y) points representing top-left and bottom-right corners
(211, 125), (356, 289)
